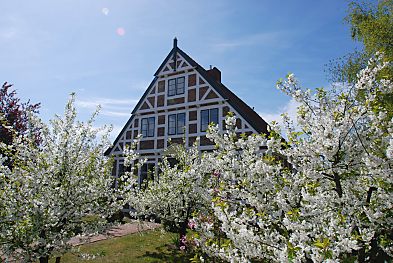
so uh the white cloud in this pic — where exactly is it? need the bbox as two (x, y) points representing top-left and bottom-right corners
(101, 110), (131, 117)
(76, 98), (138, 108)
(0, 28), (17, 40)
(211, 31), (293, 51)
(258, 98), (300, 127)
(76, 97), (138, 118)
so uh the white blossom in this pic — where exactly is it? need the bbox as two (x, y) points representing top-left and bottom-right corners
(0, 94), (131, 262)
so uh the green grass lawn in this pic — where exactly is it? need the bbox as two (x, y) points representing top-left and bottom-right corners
(52, 229), (191, 263)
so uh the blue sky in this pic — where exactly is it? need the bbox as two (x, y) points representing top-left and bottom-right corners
(1, 0), (363, 138)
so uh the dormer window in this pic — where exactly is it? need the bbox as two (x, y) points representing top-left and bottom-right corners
(168, 77), (185, 96)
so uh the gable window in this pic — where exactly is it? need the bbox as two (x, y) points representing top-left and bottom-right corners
(201, 108), (219, 132)
(141, 117), (155, 137)
(168, 113), (186, 135)
(168, 77), (185, 96)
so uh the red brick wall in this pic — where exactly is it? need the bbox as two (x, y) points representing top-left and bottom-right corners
(188, 89), (196, 102)
(157, 95), (165, 107)
(140, 140), (155, 150)
(158, 115), (165, 125)
(205, 90), (219, 100)
(199, 86), (208, 100)
(157, 139), (164, 149)
(147, 96), (155, 107)
(188, 74), (196, 87)
(133, 130), (138, 138)
(158, 80), (165, 93)
(158, 127), (165, 137)
(189, 110), (197, 121)
(167, 97), (185, 106)
(140, 102), (150, 110)
(189, 123), (197, 134)
(126, 131), (132, 140)
(169, 137), (183, 145)
(223, 106), (230, 117)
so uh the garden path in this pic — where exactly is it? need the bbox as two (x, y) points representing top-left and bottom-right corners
(69, 220), (161, 246)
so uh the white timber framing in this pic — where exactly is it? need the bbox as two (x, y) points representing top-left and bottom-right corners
(107, 41), (268, 185)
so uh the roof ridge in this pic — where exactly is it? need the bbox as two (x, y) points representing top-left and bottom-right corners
(105, 44), (270, 155)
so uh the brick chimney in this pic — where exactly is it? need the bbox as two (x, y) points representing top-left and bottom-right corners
(207, 67), (221, 83)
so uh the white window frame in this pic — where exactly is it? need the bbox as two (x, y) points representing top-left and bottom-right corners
(168, 112), (186, 135)
(168, 77), (185, 96)
(201, 108), (218, 132)
(141, 117), (155, 137)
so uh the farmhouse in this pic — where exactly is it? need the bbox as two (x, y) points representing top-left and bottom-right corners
(105, 39), (269, 183)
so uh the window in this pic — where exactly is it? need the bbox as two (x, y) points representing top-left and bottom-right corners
(141, 117), (155, 137)
(168, 114), (176, 135)
(168, 113), (186, 135)
(176, 77), (185, 94)
(201, 108), (219, 131)
(177, 113), (185, 134)
(140, 163), (155, 188)
(168, 79), (176, 96)
(201, 110), (209, 132)
(168, 77), (185, 96)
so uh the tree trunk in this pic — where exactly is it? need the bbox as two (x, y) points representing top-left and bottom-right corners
(56, 256), (61, 263)
(39, 256), (49, 263)
(179, 220), (187, 248)
(333, 174), (343, 198)
(366, 187), (377, 204)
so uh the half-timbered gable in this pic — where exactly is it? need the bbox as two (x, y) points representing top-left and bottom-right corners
(105, 39), (270, 183)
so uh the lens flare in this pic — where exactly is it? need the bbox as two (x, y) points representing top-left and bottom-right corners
(102, 8), (109, 16)
(116, 27), (126, 36)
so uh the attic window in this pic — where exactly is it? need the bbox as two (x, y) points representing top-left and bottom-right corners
(168, 77), (185, 96)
